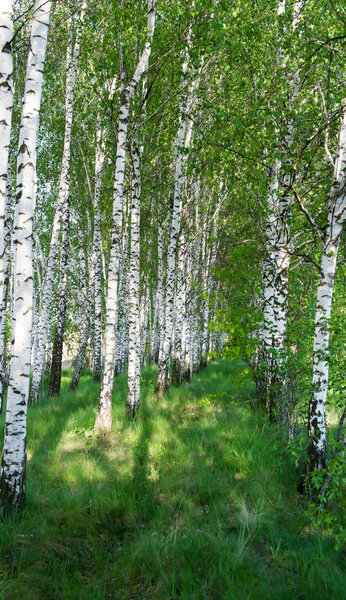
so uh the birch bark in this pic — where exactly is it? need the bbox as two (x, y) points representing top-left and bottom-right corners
(200, 239), (216, 369)
(0, 0), (14, 411)
(155, 52), (191, 395)
(126, 38), (154, 417)
(126, 138), (141, 417)
(48, 2), (87, 397)
(30, 1), (87, 403)
(92, 113), (105, 381)
(0, 0), (51, 512)
(308, 104), (346, 473)
(155, 211), (165, 362)
(257, 1), (302, 420)
(70, 247), (90, 390)
(48, 192), (69, 397)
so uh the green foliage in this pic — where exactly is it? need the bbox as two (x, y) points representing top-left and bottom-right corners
(0, 361), (344, 598)
(308, 449), (346, 552)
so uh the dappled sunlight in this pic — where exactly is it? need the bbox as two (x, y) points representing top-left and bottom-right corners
(0, 360), (343, 599)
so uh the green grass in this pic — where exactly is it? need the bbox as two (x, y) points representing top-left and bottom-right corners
(0, 359), (344, 599)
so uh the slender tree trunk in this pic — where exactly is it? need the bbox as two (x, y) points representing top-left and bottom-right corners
(0, 0), (14, 412)
(0, 160), (12, 413)
(172, 222), (186, 385)
(308, 105), (346, 474)
(126, 52), (153, 416)
(155, 212), (165, 362)
(155, 51), (191, 395)
(95, 0), (156, 439)
(47, 4), (87, 397)
(115, 207), (129, 377)
(48, 201), (69, 397)
(200, 238), (216, 369)
(70, 316), (90, 390)
(92, 113), (105, 381)
(94, 90), (130, 437)
(126, 139), (141, 417)
(256, 1), (302, 421)
(30, 2), (86, 403)
(182, 280), (191, 383)
(0, 0), (51, 512)
(69, 247), (90, 390)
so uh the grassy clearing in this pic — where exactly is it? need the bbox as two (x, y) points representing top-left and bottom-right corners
(0, 359), (344, 599)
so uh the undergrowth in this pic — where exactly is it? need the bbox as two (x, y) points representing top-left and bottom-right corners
(0, 360), (344, 599)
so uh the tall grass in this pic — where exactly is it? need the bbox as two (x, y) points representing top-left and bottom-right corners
(0, 360), (344, 599)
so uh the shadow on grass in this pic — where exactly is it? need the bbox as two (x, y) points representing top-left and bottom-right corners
(0, 360), (343, 600)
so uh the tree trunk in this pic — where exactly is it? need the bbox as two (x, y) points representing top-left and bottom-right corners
(95, 0), (156, 439)
(91, 113), (105, 381)
(47, 3), (87, 397)
(155, 51), (191, 395)
(308, 105), (346, 474)
(0, 0), (51, 512)
(30, 2), (86, 403)
(48, 202), (69, 397)
(172, 223), (186, 385)
(0, 0), (14, 412)
(70, 247), (90, 390)
(126, 139), (141, 417)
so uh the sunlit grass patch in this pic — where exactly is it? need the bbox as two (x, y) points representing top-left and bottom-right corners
(0, 359), (344, 599)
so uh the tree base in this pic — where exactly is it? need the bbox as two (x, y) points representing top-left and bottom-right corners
(0, 470), (26, 515)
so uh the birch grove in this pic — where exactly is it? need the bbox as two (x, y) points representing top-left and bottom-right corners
(0, 0), (344, 519)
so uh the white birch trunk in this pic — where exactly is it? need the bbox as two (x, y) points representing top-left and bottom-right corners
(199, 224), (210, 370)
(0, 0), (14, 410)
(115, 208), (129, 377)
(126, 24), (154, 415)
(308, 105), (346, 473)
(259, 160), (291, 421)
(30, 2), (86, 403)
(91, 113), (105, 381)
(0, 0), (51, 511)
(257, 1), (302, 421)
(155, 212), (165, 362)
(155, 51), (191, 394)
(126, 139), (141, 417)
(172, 220), (186, 385)
(114, 250), (127, 376)
(95, 0), (156, 438)
(201, 239), (216, 369)
(70, 248), (90, 390)
(140, 290), (149, 368)
(149, 288), (156, 363)
(48, 2), (87, 398)
(0, 160), (12, 412)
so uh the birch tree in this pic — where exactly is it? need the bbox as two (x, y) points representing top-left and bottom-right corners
(126, 58), (154, 416)
(48, 1), (87, 398)
(95, 0), (156, 439)
(308, 103), (346, 474)
(0, 0), (51, 512)
(91, 112), (105, 381)
(155, 50), (191, 395)
(30, 0), (87, 403)
(0, 0), (14, 411)
(257, 0), (302, 422)
(69, 244), (90, 390)
(126, 138), (142, 417)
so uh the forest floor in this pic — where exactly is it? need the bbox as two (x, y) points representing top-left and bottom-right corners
(0, 359), (344, 599)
